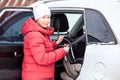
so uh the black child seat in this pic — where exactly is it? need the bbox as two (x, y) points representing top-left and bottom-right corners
(50, 14), (84, 80)
(60, 36), (84, 80)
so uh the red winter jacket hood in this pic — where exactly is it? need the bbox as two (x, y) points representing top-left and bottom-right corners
(21, 18), (66, 80)
(21, 18), (54, 35)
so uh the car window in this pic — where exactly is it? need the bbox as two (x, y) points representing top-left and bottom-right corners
(85, 9), (117, 44)
(0, 11), (33, 42)
(65, 13), (82, 32)
(67, 13), (84, 38)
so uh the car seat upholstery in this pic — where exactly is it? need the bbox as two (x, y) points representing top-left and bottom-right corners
(61, 36), (84, 80)
(60, 57), (82, 80)
(50, 14), (84, 80)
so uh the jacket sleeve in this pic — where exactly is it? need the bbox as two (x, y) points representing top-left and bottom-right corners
(51, 41), (57, 49)
(27, 32), (66, 65)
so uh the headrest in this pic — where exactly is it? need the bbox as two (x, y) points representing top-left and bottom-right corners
(50, 14), (69, 32)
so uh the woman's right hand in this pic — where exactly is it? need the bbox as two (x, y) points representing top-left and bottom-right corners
(56, 35), (65, 45)
(63, 44), (70, 53)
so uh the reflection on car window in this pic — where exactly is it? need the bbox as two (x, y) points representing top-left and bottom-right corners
(66, 14), (82, 32)
(85, 9), (117, 44)
(0, 11), (33, 41)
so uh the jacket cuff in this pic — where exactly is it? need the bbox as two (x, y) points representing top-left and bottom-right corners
(52, 41), (57, 49)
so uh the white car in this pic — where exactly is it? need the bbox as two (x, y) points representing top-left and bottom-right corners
(0, 0), (120, 80)
(45, 0), (120, 80)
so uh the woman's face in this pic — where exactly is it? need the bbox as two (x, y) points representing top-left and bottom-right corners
(36, 15), (51, 29)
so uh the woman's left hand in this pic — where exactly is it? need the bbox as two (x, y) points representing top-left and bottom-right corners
(56, 35), (65, 45)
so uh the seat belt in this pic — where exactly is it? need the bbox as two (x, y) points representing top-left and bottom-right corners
(71, 34), (86, 46)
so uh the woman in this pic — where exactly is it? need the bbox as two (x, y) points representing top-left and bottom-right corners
(21, 3), (70, 80)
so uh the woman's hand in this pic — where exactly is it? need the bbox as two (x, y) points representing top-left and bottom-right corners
(63, 44), (70, 53)
(56, 35), (65, 45)
(56, 35), (70, 53)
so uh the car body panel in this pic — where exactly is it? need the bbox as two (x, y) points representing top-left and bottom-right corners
(77, 44), (120, 80)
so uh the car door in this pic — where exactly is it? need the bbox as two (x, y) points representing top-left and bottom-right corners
(0, 7), (33, 80)
(77, 9), (120, 80)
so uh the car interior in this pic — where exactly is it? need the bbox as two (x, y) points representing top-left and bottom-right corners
(50, 13), (86, 80)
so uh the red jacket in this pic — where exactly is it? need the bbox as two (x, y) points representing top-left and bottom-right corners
(21, 18), (66, 80)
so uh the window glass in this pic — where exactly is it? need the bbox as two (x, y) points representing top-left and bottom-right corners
(65, 14), (82, 31)
(85, 9), (117, 44)
(0, 11), (33, 42)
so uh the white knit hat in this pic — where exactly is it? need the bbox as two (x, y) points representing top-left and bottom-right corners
(33, 4), (51, 20)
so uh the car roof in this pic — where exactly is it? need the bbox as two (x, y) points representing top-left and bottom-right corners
(45, 0), (120, 41)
